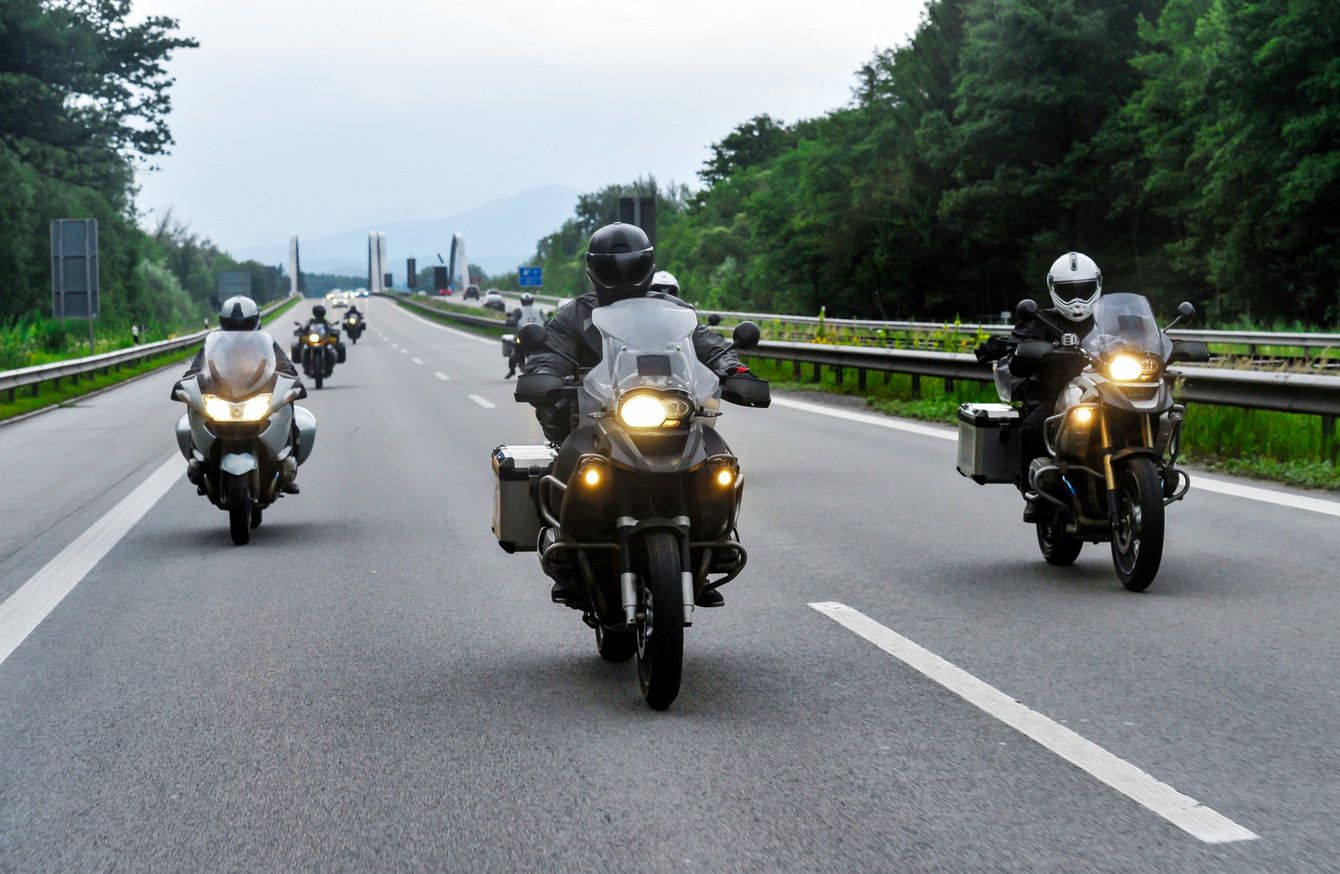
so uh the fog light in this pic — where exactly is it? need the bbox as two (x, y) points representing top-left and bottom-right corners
(1073, 407), (1093, 424)
(583, 468), (600, 486)
(716, 469), (733, 486)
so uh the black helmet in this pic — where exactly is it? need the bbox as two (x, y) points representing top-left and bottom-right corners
(219, 295), (260, 331)
(585, 222), (654, 306)
(312, 304), (326, 320)
(520, 292), (534, 306)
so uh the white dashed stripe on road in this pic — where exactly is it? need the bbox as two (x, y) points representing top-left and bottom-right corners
(810, 602), (1258, 845)
(401, 349), (409, 354)
(468, 394), (495, 409)
(434, 372), (450, 381)
(0, 455), (182, 668)
(412, 358), (423, 365)
(773, 396), (1340, 517)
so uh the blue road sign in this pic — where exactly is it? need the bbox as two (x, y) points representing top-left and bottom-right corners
(519, 267), (542, 287)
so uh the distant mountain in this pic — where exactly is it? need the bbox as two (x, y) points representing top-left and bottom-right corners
(234, 184), (579, 279)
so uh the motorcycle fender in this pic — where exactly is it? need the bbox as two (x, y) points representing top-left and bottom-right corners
(1109, 447), (1159, 465)
(259, 403), (294, 459)
(220, 452), (258, 477)
(175, 413), (193, 461)
(292, 405), (317, 465)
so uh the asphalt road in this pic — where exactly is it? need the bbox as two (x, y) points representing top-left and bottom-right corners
(1, 296), (1337, 872)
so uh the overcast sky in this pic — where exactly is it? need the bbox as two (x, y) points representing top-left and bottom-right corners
(132, 0), (929, 254)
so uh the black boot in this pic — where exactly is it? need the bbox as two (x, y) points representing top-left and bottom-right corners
(696, 588), (725, 608)
(550, 578), (582, 606)
(1022, 497), (1044, 523)
(282, 481), (300, 495)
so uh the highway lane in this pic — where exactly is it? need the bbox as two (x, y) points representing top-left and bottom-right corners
(1, 295), (1337, 871)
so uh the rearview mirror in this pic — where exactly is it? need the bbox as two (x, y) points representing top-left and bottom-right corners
(517, 322), (547, 352)
(1178, 301), (1196, 323)
(707, 313), (722, 327)
(1014, 299), (1038, 323)
(730, 321), (761, 351)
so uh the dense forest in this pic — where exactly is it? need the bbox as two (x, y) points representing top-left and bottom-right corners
(0, 0), (274, 353)
(515, 0), (1339, 325)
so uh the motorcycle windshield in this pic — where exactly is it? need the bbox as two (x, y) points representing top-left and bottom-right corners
(305, 322), (328, 338)
(200, 331), (277, 400)
(588, 297), (718, 404)
(1082, 293), (1172, 360)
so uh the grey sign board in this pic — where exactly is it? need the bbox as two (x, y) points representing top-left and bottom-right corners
(618, 197), (656, 247)
(217, 270), (253, 303)
(50, 219), (99, 319)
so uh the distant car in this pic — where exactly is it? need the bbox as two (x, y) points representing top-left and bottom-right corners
(482, 291), (506, 313)
(463, 286), (481, 300)
(355, 288), (369, 297)
(332, 297), (349, 309)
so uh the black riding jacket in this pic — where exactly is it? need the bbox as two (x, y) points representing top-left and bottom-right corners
(1004, 308), (1093, 413)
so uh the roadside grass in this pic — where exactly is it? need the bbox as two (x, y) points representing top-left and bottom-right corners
(742, 355), (1340, 491)
(395, 299), (510, 339)
(0, 296), (302, 424)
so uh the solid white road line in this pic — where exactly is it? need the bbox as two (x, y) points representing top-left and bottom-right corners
(412, 358), (424, 365)
(468, 394), (496, 409)
(810, 602), (1258, 844)
(774, 395), (1340, 517)
(433, 372), (450, 381)
(0, 455), (182, 668)
(384, 300), (496, 346)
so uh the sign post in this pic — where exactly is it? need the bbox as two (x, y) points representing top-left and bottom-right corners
(407, 258), (417, 289)
(519, 267), (543, 288)
(50, 219), (99, 353)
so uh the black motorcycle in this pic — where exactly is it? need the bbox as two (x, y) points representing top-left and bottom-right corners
(292, 320), (340, 389)
(344, 312), (365, 343)
(496, 299), (769, 709)
(959, 294), (1210, 590)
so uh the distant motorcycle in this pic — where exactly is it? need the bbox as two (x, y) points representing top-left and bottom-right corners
(344, 312), (365, 343)
(173, 331), (316, 545)
(496, 298), (769, 709)
(293, 320), (341, 389)
(958, 293), (1209, 590)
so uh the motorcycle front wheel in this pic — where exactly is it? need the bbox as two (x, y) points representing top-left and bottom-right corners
(595, 625), (636, 662)
(227, 473), (251, 546)
(1112, 457), (1165, 591)
(636, 531), (684, 710)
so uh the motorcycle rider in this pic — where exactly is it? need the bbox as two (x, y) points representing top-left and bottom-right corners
(175, 295), (307, 494)
(523, 222), (763, 606)
(648, 269), (680, 297)
(995, 252), (1101, 522)
(504, 292), (545, 379)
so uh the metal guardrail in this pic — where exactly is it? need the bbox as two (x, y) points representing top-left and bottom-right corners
(743, 339), (1340, 419)
(0, 293), (301, 403)
(382, 292), (510, 329)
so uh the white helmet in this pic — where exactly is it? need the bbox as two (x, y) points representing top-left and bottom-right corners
(1047, 252), (1102, 321)
(649, 270), (679, 296)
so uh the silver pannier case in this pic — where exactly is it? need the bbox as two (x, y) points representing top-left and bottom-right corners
(492, 444), (556, 553)
(956, 403), (1020, 485)
(501, 333), (515, 357)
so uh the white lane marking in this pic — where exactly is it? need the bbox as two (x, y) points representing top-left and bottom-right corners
(433, 372), (450, 381)
(388, 302), (496, 346)
(1192, 475), (1340, 517)
(401, 348), (410, 354)
(810, 602), (1258, 844)
(0, 455), (182, 668)
(412, 358), (424, 365)
(772, 397), (955, 441)
(468, 394), (496, 409)
(774, 395), (1340, 516)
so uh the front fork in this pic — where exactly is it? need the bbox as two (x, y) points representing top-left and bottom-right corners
(1102, 410), (1161, 526)
(617, 517), (696, 628)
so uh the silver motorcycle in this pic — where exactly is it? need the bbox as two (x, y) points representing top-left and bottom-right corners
(173, 331), (316, 545)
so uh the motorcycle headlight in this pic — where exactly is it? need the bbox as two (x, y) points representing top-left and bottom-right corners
(619, 395), (668, 428)
(202, 393), (272, 422)
(308, 333), (321, 344)
(1108, 354), (1144, 382)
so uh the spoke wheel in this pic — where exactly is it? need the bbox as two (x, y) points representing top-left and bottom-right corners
(595, 626), (636, 662)
(1036, 506), (1082, 566)
(227, 473), (251, 546)
(1112, 457), (1165, 591)
(636, 531), (684, 710)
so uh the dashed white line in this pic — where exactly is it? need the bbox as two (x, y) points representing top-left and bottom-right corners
(434, 372), (450, 381)
(0, 455), (182, 667)
(810, 602), (1258, 845)
(412, 358), (424, 365)
(401, 348), (410, 354)
(468, 394), (495, 409)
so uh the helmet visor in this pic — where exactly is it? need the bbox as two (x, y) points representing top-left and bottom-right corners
(1052, 279), (1099, 302)
(586, 249), (654, 289)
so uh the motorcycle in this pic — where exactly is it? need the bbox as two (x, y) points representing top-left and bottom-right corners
(496, 297), (769, 709)
(344, 312), (365, 343)
(292, 320), (342, 389)
(172, 331), (316, 545)
(958, 293), (1209, 590)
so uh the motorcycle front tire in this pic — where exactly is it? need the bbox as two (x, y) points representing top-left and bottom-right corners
(596, 625), (636, 663)
(636, 530), (685, 710)
(227, 473), (251, 546)
(1112, 457), (1165, 591)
